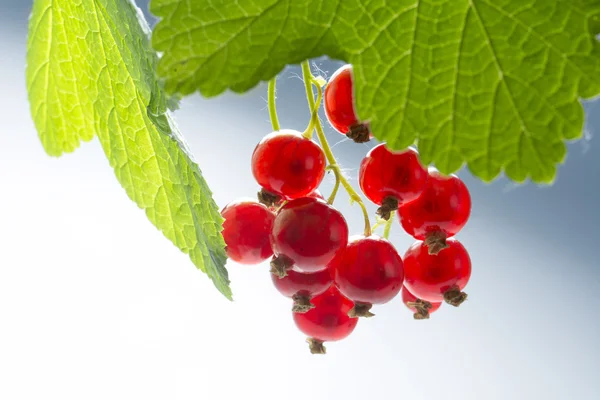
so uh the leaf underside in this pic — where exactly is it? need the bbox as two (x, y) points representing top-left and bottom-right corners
(151, 0), (600, 183)
(26, 0), (231, 299)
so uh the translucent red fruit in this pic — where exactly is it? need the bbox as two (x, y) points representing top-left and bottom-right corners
(324, 65), (372, 142)
(271, 268), (333, 313)
(266, 189), (324, 213)
(293, 285), (358, 354)
(401, 286), (441, 320)
(403, 239), (471, 307)
(332, 235), (404, 317)
(359, 144), (428, 219)
(270, 197), (349, 274)
(398, 168), (471, 254)
(251, 130), (326, 200)
(220, 199), (275, 264)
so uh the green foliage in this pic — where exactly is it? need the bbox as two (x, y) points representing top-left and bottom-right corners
(151, 0), (600, 183)
(26, 0), (231, 299)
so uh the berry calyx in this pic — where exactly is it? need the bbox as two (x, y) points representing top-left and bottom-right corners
(271, 268), (333, 313)
(251, 130), (326, 200)
(324, 65), (372, 143)
(220, 199), (275, 265)
(403, 239), (471, 306)
(270, 197), (349, 273)
(332, 235), (404, 318)
(359, 144), (428, 220)
(401, 286), (441, 320)
(398, 168), (471, 255)
(257, 188), (281, 208)
(293, 285), (358, 354)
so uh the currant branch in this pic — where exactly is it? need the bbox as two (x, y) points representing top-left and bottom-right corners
(300, 61), (371, 237)
(268, 78), (280, 131)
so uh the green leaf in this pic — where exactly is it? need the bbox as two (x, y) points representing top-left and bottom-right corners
(150, 0), (600, 183)
(26, 0), (231, 299)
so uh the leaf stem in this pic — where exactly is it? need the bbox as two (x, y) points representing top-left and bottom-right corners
(268, 78), (280, 131)
(383, 211), (394, 239)
(301, 61), (371, 237)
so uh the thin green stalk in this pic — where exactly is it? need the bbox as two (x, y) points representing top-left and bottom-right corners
(301, 61), (372, 237)
(383, 211), (394, 239)
(268, 78), (280, 131)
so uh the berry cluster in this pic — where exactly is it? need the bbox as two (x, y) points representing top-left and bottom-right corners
(220, 63), (472, 354)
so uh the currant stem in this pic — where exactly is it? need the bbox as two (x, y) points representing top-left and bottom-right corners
(383, 211), (394, 239)
(327, 171), (341, 205)
(301, 79), (323, 139)
(301, 60), (372, 236)
(267, 78), (281, 131)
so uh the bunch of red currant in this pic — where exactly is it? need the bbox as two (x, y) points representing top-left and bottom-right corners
(220, 63), (472, 354)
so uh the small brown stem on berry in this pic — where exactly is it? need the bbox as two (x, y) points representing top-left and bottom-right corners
(306, 338), (327, 354)
(346, 123), (371, 143)
(347, 302), (375, 318)
(292, 294), (314, 313)
(424, 231), (449, 255)
(443, 286), (468, 307)
(269, 255), (293, 278)
(407, 299), (433, 320)
(376, 196), (399, 221)
(257, 189), (281, 208)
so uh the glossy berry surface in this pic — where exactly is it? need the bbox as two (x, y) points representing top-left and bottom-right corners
(293, 285), (358, 342)
(333, 235), (404, 305)
(271, 197), (349, 272)
(251, 130), (326, 200)
(221, 199), (275, 264)
(402, 286), (441, 314)
(359, 144), (428, 206)
(403, 239), (471, 302)
(271, 268), (332, 299)
(324, 65), (373, 141)
(398, 169), (471, 240)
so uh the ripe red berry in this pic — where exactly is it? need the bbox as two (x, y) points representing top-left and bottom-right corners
(220, 199), (275, 265)
(332, 235), (404, 317)
(251, 130), (326, 200)
(403, 239), (471, 306)
(359, 144), (428, 219)
(324, 65), (372, 143)
(401, 286), (441, 320)
(270, 197), (349, 275)
(271, 268), (333, 313)
(266, 189), (324, 213)
(293, 285), (358, 354)
(398, 168), (471, 254)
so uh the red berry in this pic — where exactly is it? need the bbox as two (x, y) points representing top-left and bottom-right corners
(359, 144), (428, 219)
(308, 189), (325, 201)
(251, 130), (326, 200)
(271, 268), (333, 313)
(324, 65), (372, 142)
(401, 286), (441, 320)
(293, 285), (358, 354)
(221, 199), (275, 264)
(398, 168), (471, 254)
(332, 235), (404, 317)
(270, 197), (349, 274)
(403, 239), (471, 306)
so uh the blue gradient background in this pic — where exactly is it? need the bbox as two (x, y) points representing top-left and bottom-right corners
(1, 1), (599, 399)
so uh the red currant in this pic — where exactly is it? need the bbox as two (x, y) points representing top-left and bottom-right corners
(403, 239), (471, 306)
(332, 235), (404, 317)
(398, 168), (471, 254)
(270, 197), (349, 275)
(220, 199), (275, 265)
(324, 65), (372, 143)
(251, 130), (326, 200)
(271, 267), (333, 313)
(293, 285), (358, 354)
(359, 144), (428, 219)
(401, 286), (441, 320)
